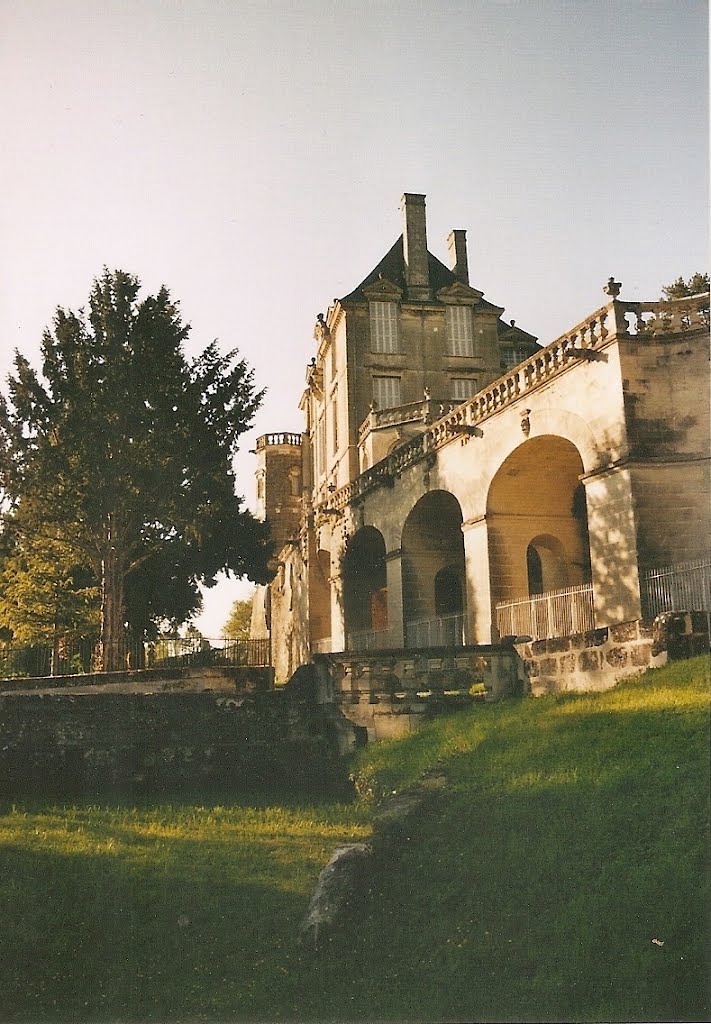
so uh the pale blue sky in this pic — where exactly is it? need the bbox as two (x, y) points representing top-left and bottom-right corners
(0, 0), (707, 634)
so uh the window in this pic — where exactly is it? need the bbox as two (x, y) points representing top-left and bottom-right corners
(330, 334), (338, 381)
(372, 375), (402, 410)
(331, 387), (339, 453)
(450, 377), (477, 402)
(501, 346), (531, 370)
(370, 301), (399, 353)
(446, 305), (474, 356)
(316, 415), (326, 477)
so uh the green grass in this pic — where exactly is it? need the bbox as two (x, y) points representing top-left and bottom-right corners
(0, 656), (708, 1022)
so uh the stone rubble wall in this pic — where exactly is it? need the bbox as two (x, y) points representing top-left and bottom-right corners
(516, 611), (709, 695)
(0, 689), (359, 797)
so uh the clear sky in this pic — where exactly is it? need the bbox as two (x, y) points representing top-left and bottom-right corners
(1, 0), (708, 635)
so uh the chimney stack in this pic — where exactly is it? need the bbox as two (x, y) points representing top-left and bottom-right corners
(447, 229), (469, 286)
(400, 193), (430, 300)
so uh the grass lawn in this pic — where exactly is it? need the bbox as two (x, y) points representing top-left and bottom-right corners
(0, 655), (708, 1022)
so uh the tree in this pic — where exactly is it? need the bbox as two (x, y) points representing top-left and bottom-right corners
(661, 272), (709, 299)
(0, 520), (100, 645)
(0, 269), (272, 670)
(223, 594), (254, 639)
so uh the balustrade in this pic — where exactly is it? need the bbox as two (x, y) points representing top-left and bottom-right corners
(319, 293), (709, 517)
(616, 295), (710, 337)
(256, 432), (302, 449)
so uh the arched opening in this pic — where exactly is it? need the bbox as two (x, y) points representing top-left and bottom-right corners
(527, 534), (568, 594)
(434, 566), (464, 615)
(343, 527), (388, 642)
(487, 436), (593, 638)
(402, 490), (466, 647)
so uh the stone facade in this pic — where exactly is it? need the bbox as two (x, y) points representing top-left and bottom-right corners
(254, 194), (710, 690)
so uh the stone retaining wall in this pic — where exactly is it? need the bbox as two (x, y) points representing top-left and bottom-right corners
(0, 664), (274, 695)
(0, 689), (358, 797)
(516, 612), (709, 695)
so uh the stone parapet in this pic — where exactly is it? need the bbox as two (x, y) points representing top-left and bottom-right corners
(317, 645), (525, 739)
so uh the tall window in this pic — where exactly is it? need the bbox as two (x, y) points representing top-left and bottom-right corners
(316, 415), (326, 477)
(450, 377), (477, 402)
(330, 334), (338, 381)
(446, 305), (474, 356)
(370, 301), (399, 353)
(372, 375), (401, 410)
(331, 387), (339, 453)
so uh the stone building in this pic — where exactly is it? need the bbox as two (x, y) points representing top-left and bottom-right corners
(252, 194), (710, 688)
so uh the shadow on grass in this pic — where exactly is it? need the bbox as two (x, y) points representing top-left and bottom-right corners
(317, 672), (710, 1023)
(0, 792), (369, 1023)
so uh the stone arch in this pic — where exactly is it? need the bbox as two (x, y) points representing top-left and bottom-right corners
(401, 490), (466, 645)
(343, 527), (388, 637)
(486, 435), (591, 609)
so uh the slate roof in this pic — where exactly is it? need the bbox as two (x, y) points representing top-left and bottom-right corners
(340, 234), (539, 346)
(341, 235), (499, 314)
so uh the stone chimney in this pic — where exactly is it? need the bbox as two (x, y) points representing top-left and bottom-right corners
(447, 229), (469, 286)
(400, 193), (430, 300)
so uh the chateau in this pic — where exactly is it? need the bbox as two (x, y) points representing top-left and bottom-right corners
(251, 194), (710, 696)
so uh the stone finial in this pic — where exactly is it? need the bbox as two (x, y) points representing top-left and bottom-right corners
(603, 276), (622, 298)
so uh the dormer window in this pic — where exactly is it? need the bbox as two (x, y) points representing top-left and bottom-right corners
(370, 301), (399, 353)
(446, 305), (474, 356)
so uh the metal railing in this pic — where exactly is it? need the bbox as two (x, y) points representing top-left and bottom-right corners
(496, 583), (595, 641)
(0, 636), (272, 680)
(641, 557), (711, 618)
(405, 613), (465, 649)
(346, 627), (391, 652)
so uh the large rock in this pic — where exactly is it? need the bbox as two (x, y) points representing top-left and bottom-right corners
(299, 842), (373, 950)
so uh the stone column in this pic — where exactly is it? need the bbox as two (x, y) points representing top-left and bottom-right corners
(583, 465), (642, 625)
(385, 549), (405, 648)
(461, 516), (493, 645)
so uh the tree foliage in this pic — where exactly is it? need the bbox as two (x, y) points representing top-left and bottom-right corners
(222, 595), (254, 639)
(0, 269), (272, 668)
(661, 272), (709, 299)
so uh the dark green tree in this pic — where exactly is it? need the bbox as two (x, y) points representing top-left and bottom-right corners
(0, 269), (272, 670)
(661, 272), (709, 299)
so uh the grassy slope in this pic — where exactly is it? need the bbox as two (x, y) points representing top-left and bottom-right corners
(0, 656), (708, 1023)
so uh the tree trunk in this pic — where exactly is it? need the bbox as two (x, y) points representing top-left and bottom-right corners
(99, 516), (126, 672)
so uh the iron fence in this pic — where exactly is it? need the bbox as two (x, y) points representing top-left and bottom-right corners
(640, 557), (711, 619)
(345, 627), (391, 652)
(0, 635), (272, 680)
(496, 583), (595, 641)
(405, 613), (465, 649)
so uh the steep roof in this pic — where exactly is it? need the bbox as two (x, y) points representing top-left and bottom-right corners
(341, 235), (501, 312)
